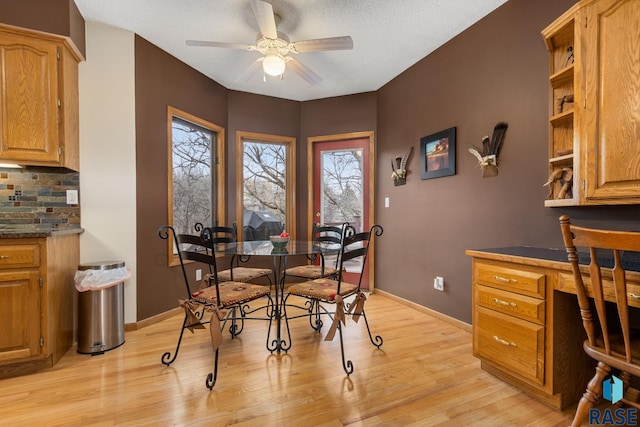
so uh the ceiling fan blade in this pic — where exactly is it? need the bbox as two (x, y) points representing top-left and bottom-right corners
(250, 0), (278, 39)
(291, 36), (353, 53)
(186, 40), (253, 50)
(236, 58), (264, 83)
(286, 57), (322, 85)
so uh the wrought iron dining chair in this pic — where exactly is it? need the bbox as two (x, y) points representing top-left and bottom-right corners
(559, 215), (640, 426)
(158, 225), (272, 389)
(284, 223), (347, 281)
(285, 224), (384, 376)
(194, 222), (272, 285)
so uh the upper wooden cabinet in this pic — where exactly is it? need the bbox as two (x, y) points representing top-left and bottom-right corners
(581, 0), (640, 202)
(0, 25), (82, 171)
(542, 0), (640, 206)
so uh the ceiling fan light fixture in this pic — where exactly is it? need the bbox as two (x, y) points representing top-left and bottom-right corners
(263, 53), (286, 76)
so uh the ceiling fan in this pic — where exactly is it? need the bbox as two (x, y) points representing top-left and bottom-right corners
(185, 0), (353, 85)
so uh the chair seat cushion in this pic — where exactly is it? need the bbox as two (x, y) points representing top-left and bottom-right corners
(287, 277), (357, 301)
(285, 265), (338, 279)
(191, 281), (270, 307)
(217, 267), (272, 282)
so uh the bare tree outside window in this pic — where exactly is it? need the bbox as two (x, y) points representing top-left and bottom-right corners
(236, 132), (296, 241)
(171, 117), (214, 235)
(166, 107), (225, 266)
(243, 141), (286, 222)
(321, 150), (363, 228)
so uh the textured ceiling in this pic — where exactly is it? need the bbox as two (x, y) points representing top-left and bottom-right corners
(73, 0), (508, 102)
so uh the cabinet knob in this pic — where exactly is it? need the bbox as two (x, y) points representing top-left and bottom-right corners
(0, 255), (8, 259)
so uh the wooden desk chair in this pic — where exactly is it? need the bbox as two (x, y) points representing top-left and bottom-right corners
(284, 223), (347, 281)
(158, 225), (272, 389)
(195, 223), (272, 285)
(285, 224), (384, 376)
(559, 215), (640, 426)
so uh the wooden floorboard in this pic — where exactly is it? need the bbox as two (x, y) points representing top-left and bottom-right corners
(0, 294), (576, 426)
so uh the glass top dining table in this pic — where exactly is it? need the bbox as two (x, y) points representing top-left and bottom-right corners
(214, 240), (341, 352)
(213, 240), (341, 257)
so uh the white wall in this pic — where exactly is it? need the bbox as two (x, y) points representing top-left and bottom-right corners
(78, 22), (137, 323)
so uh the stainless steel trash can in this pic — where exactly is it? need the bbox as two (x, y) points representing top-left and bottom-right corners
(77, 261), (126, 354)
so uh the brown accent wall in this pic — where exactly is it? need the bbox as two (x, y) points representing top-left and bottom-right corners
(0, 0), (86, 56)
(375, 0), (640, 323)
(227, 91), (300, 229)
(89, 0), (638, 323)
(134, 36), (228, 320)
(299, 93), (378, 234)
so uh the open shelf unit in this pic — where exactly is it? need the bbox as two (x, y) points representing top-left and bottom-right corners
(542, 11), (577, 207)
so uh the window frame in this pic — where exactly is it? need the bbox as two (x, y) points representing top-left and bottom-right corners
(235, 131), (296, 241)
(167, 106), (225, 266)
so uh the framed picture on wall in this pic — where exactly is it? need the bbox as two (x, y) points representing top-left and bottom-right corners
(420, 127), (456, 180)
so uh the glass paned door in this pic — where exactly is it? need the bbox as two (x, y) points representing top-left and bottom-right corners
(319, 148), (364, 231)
(313, 136), (371, 289)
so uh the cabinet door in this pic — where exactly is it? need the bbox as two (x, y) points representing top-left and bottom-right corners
(0, 270), (41, 362)
(582, 0), (640, 202)
(0, 31), (60, 165)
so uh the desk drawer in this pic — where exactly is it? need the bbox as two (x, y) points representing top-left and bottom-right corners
(0, 244), (40, 269)
(476, 262), (546, 298)
(474, 306), (545, 385)
(557, 272), (640, 309)
(475, 285), (545, 325)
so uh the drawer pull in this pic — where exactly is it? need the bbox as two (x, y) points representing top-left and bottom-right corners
(494, 275), (518, 284)
(629, 293), (640, 300)
(493, 335), (517, 347)
(0, 255), (8, 260)
(492, 297), (517, 307)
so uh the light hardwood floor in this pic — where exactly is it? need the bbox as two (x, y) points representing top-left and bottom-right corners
(0, 294), (576, 426)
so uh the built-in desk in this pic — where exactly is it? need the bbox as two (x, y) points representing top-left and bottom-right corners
(466, 246), (640, 410)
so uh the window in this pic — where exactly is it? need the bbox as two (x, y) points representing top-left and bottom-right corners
(167, 106), (225, 265)
(236, 131), (296, 241)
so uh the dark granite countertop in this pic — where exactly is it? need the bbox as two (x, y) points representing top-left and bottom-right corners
(468, 246), (640, 273)
(0, 228), (84, 239)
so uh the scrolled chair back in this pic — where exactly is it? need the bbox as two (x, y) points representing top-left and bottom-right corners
(337, 224), (383, 289)
(158, 225), (197, 297)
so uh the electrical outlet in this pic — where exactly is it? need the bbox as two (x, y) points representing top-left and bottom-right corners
(195, 269), (202, 281)
(434, 276), (444, 291)
(66, 189), (78, 205)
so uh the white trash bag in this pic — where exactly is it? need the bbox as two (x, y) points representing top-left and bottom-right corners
(74, 267), (131, 292)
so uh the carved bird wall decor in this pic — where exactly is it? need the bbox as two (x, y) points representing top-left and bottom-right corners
(391, 146), (413, 186)
(468, 122), (508, 177)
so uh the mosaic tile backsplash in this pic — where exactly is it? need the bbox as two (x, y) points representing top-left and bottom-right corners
(0, 167), (80, 232)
